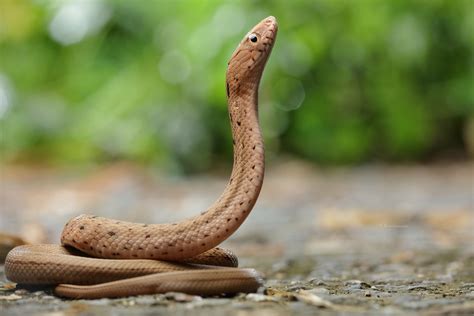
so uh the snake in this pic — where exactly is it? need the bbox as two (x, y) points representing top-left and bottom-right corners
(4, 16), (278, 299)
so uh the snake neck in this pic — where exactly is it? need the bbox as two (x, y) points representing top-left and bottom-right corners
(199, 78), (265, 238)
(226, 83), (265, 207)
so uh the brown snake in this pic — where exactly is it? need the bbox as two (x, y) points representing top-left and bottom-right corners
(5, 16), (277, 299)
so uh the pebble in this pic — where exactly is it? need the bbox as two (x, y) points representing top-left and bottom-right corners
(245, 293), (278, 302)
(344, 280), (372, 289)
(164, 292), (201, 302)
(0, 294), (22, 301)
(294, 290), (333, 308)
(306, 287), (330, 295)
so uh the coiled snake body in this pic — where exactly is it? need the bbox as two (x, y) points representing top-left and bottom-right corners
(5, 16), (278, 299)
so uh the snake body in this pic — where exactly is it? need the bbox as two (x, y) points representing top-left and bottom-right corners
(5, 16), (278, 299)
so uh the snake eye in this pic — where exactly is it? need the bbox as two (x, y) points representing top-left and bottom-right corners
(248, 34), (258, 43)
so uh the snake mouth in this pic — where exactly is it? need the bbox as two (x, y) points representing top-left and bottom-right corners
(263, 16), (278, 39)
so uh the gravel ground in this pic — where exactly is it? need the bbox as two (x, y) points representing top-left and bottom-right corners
(1, 160), (473, 315)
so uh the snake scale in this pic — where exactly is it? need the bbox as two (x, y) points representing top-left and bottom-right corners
(5, 16), (278, 299)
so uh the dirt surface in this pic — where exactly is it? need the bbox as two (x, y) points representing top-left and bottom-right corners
(1, 161), (473, 315)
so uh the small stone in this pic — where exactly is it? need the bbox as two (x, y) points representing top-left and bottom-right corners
(14, 289), (29, 295)
(134, 296), (159, 305)
(164, 292), (201, 302)
(245, 293), (278, 302)
(308, 279), (327, 286)
(2, 283), (17, 290)
(307, 287), (330, 295)
(0, 294), (22, 301)
(294, 290), (333, 308)
(345, 280), (372, 289)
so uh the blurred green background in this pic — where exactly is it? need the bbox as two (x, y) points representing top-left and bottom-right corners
(1, 0), (473, 172)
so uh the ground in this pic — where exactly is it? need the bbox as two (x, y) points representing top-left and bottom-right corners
(1, 161), (473, 315)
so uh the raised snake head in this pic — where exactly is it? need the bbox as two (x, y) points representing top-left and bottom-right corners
(226, 16), (278, 90)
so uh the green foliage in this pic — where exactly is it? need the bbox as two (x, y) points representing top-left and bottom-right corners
(0, 0), (472, 171)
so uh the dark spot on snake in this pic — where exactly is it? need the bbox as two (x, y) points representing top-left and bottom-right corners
(235, 217), (239, 221)
(98, 250), (102, 254)
(237, 121), (241, 126)
(108, 231), (116, 236)
(123, 246), (128, 250)
(227, 218), (231, 222)
(226, 82), (230, 97)
(79, 225), (84, 230)
(206, 220), (209, 224)
(90, 246), (93, 250)
(128, 228), (132, 231)
(248, 65), (251, 69)
(204, 234), (209, 238)
(239, 202), (244, 205)
(162, 252), (168, 255)
(168, 243), (174, 247)
(232, 139), (235, 145)
(252, 145), (256, 150)
(138, 247), (143, 250)
(133, 254), (138, 258)
(202, 243), (206, 246)
(250, 178), (253, 182)
(249, 128), (253, 131)
(226, 229), (229, 232)
(154, 246), (159, 249)
(179, 249), (184, 252)
(72, 239), (76, 243)
(84, 241), (88, 245)
(252, 165), (255, 169)
(145, 234), (150, 238)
